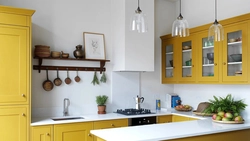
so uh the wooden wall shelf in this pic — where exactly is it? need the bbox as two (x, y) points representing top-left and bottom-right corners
(33, 57), (110, 73)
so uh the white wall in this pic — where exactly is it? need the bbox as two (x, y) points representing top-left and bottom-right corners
(1, 0), (249, 119)
(0, 0), (174, 117)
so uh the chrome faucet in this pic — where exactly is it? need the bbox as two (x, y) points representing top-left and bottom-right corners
(63, 98), (70, 116)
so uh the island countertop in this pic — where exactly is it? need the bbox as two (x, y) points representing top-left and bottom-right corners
(90, 112), (250, 141)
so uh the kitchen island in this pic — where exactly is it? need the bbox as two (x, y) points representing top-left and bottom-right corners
(91, 118), (250, 141)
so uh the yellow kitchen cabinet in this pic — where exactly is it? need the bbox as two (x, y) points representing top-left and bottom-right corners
(0, 105), (29, 141)
(0, 24), (30, 105)
(197, 30), (220, 83)
(54, 122), (93, 141)
(161, 36), (179, 83)
(221, 21), (249, 83)
(93, 119), (128, 129)
(93, 119), (128, 141)
(0, 5), (35, 141)
(177, 35), (197, 83)
(161, 13), (250, 84)
(165, 129), (250, 141)
(172, 115), (197, 122)
(31, 125), (53, 141)
(157, 115), (172, 123)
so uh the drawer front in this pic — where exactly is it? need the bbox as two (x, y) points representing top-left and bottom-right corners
(93, 119), (128, 129)
(0, 13), (29, 26)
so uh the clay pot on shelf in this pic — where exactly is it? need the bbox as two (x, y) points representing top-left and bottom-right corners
(73, 45), (85, 59)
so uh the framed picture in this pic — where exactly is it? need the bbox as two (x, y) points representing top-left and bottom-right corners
(83, 32), (106, 60)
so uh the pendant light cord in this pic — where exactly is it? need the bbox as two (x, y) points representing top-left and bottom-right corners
(215, 0), (217, 20)
(138, 0), (140, 8)
(180, 0), (182, 14)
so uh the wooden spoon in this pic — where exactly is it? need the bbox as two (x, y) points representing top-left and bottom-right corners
(65, 68), (71, 85)
(74, 68), (81, 82)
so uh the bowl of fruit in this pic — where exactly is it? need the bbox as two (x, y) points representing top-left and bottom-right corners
(175, 104), (192, 112)
(203, 94), (247, 124)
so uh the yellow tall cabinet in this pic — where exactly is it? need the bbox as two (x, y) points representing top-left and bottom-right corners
(0, 6), (35, 141)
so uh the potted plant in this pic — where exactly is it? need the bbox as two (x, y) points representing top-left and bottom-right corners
(96, 95), (108, 114)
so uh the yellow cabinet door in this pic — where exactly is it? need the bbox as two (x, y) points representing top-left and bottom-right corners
(93, 119), (128, 141)
(157, 115), (172, 123)
(221, 21), (249, 83)
(172, 115), (189, 122)
(197, 30), (219, 83)
(54, 122), (93, 141)
(31, 125), (53, 141)
(0, 25), (30, 105)
(161, 37), (178, 83)
(178, 35), (197, 83)
(0, 105), (28, 141)
(93, 119), (128, 129)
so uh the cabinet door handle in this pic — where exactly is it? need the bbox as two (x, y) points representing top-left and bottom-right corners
(111, 124), (114, 127)
(223, 62), (226, 65)
(192, 65), (194, 67)
(214, 63), (217, 66)
(22, 94), (25, 97)
(46, 133), (50, 136)
(22, 113), (26, 116)
(88, 134), (92, 137)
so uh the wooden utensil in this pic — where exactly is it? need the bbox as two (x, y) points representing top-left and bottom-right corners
(43, 69), (54, 91)
(74, 68), (81, 82)
(65, 68), (71, 85)
(54, 68), (62, 86)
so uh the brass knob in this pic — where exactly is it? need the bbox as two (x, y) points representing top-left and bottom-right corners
(88, 134), (91, 137)
(22, 113), (25, 116)
(22, 94), (25, 97)
(173, 66), (175, 69)
(111, 124), (114, 127)
(192, 65), (194, 67)
(214, 63), (217, 66)
(46, 133), (50, 136)
(223, 62), (226, 65)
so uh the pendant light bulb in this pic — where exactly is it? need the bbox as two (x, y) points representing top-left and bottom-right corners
(172, 0), (189, 37)
(130, 0), (148, 33)
(208, 0), (224, 42)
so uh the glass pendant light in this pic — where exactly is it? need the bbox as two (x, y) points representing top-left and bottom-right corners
(172, 0), (189, 37)
(208, 0), (224, 42)
(130, 0), (148, 33)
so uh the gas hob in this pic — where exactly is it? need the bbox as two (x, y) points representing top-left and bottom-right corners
(115, 108), (155, 116)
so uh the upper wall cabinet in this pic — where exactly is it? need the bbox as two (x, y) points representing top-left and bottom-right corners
(161, 13), (250, 84)
(112, 0), (154, 72)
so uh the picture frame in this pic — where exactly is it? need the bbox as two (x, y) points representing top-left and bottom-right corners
(83, 32), (106, 60)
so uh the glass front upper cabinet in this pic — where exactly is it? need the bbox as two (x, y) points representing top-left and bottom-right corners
(222, 22), (248, 82)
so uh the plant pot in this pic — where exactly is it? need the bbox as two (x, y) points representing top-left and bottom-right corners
(97, 105), (106, 114)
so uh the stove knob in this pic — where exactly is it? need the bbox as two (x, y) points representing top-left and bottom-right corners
(139, 121), (141, 124)
(148, 120), (150, 123)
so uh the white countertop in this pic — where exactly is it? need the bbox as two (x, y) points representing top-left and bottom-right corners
(91, 118), (250, 141)
(31, 109), (202, 126)
(31, 109), (250, 141)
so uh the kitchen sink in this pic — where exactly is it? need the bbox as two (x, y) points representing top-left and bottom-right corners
(51, 116), (84, 121)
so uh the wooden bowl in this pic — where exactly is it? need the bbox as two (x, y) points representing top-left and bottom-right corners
(51, 51), (61, 58)
(62, 53), (69, 58)
(34, 45), (50, 57)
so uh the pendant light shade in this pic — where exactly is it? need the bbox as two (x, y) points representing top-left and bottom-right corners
(172, 0), (189, 37)
(130, 0), (148, 33)
(208, 0), (224, 41)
